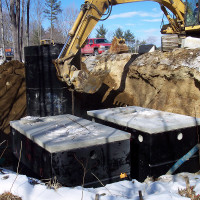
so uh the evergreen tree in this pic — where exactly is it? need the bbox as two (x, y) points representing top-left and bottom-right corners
(96, 24), (107, 38)
(113, 27), (124, 38)
(44, 0), (62, 40)
(140, 40), (147, 45)
(124, 29), (135, 51)
(124, 29), (135, 43)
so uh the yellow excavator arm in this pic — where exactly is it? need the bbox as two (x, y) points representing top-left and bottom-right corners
(54, 0), (185, 94)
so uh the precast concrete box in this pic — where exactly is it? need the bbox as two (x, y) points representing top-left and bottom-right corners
(24, 44), (72, 117)
(87, 106), (200, 181)
(10, 114), (131, 187)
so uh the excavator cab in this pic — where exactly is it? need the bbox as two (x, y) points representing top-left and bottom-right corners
(185, 0), (200, 27)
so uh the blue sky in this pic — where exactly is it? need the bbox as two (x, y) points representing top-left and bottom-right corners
(60, 0), (167, 46)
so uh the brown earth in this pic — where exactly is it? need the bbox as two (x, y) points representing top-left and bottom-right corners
(89, 48), (200, 118)
(1, 48), (200, 138)
(0, 60), (26, 138)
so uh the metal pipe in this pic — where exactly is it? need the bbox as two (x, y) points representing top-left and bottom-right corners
(58, 36), (71, 59)
(166, 144), (200, 175)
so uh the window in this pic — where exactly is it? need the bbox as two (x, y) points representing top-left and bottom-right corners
(94, 39), (110, 44)
(185, 0), (199, 26)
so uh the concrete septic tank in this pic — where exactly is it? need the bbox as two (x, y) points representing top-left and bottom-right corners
(24, 44), (72, 117)
(87, 106), (200, 182)
(10, 114), (131, 187)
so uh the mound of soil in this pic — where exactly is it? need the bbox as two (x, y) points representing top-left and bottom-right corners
(1, 48), (200, 138)
(88, 49), (200, 117)
(0, 60), (26, 137)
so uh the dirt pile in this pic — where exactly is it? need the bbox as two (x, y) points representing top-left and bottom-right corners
(0, 60), (26, 136)
(1, 48), (200, 136)
(89, 48), (200, 117)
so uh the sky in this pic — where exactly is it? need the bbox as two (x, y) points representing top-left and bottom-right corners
(59, 0), (168, 47)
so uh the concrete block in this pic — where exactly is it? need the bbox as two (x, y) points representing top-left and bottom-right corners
(88, 106), (200, 181)
(181, 37), (200, 49)
(10, 114), (131, 187)
(138, 45), (156, 54)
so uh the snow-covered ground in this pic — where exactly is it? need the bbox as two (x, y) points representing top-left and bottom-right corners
(0, 169), (200, 200)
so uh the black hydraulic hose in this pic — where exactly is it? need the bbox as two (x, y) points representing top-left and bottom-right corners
(90, 0), (113, 21)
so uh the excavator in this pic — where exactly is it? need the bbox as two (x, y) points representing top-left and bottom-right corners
(54, 0), (199, 94)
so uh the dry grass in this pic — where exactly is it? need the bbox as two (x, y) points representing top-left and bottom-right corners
(178, 176), (200, 200)
(0, 192), (22, 200)
(44, 176), (62, 190)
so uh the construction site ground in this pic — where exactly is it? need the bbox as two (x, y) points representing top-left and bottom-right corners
(1, 48), (200, 197)
(1, 48), (200, 139)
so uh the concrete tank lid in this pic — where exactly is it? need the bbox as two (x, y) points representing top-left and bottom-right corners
(10, 114), (130, 153)
(87, 106), (200, 134)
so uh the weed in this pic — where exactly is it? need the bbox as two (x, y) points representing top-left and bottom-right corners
(0, 192), (22, 200)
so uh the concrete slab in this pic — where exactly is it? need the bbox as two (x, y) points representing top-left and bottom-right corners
(10, 114), (131, 153)
(182, 37), (200, 49)
(87, 106), (200, 134)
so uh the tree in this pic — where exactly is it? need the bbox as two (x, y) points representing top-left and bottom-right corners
(146, 36), (156, 45)
(30, 0), (45, 44)
(9, 0), (21, 61)
(44, 0), (62, 41)
(124, 29), (135, 50)
(55, 5), (78, 44)
(43, 26), (63, 44)
(26, 0), (30, 46)
(1, 10), (12, 47)
(96, 24), (107, 38)
(124, 30), (135, 43)
(29, 21), (45, 45)
(140, 40), (147, 45)
(113, 27), (124, 38)
(20, 0), (25, 59)
(0, 0), (5, 61)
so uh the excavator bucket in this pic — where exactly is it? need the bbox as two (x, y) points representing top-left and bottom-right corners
(69, 67), (109, 93)
(54, 57), (110, 94)
(109, 37), (129, 54)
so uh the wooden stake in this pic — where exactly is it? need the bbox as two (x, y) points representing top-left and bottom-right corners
(139, 190), (144, 200)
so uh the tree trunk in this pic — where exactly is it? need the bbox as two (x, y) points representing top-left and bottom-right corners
(0, 0), (5, 62)
(20, 0), (24, 60)
(10, 0), (21, 61)
(26, 0), (30, 46)
(50, 0), (52, 41)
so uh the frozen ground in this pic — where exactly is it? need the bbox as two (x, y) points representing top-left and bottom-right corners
(0, 169), (200, 200)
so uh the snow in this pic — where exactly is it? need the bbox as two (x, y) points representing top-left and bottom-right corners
(1, 169), (200, 200)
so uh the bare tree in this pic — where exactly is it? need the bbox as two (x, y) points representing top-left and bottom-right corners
(30, 0), (45, 44)
(55, 6), (78, 43)
(9, 0), (21, 61)
(0, 0), (5, 61)
(146, 36), (157, 45)
(20, 0), (25, 59)
(26, 0), (30, 46)
(43, 26), (63, 43)
(2, 10), (12, 47)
